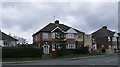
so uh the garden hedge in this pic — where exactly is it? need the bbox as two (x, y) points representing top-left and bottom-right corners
(56, 47), (89, 57)
(2, 47), (42, 58)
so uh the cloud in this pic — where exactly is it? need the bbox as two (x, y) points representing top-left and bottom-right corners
(1, 2), (118, 43)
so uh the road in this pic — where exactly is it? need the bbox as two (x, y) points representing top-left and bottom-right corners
(2, 54), (119, 65)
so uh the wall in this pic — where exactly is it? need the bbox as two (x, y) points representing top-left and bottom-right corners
(0, 40), (3, 46)
(84, 34), (92, 46)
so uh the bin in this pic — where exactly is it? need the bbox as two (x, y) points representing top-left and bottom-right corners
(51, 51), (57, 59)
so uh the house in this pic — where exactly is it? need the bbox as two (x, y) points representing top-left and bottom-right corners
(32, 20), (85, 54)
(112, 32), (120, 49)
(0, 30), (18, 47)
(92, 26), (115, 50)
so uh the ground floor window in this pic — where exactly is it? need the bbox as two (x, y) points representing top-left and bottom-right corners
(66, 44), (76, 49)
(52, 43), (63, 51)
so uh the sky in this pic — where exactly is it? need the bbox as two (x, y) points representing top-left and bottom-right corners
(0, 0), (119, 44)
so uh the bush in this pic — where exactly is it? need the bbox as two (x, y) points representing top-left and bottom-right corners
(56, 47), (89, 57)
(2, 47), (42, 58)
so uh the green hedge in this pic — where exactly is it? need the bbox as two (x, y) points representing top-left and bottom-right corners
(2, 47), (42, 58)
(56, 47), (89, 57)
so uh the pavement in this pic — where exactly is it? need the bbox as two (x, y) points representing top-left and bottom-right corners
(2, 53), (119, 65)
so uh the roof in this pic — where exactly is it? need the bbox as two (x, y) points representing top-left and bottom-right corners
(74, 28), (85, 34)
(33, 21), (84, 36)
(1, 32), (18, 41)
(92, 26), (115, 38)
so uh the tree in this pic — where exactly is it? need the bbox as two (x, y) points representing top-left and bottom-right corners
(13, 36), (28, 47)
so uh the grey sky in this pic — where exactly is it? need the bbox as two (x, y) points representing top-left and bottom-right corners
(1, 1), (118, 44)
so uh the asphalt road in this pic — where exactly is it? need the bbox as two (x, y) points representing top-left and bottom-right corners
(2, 54), (119, 65)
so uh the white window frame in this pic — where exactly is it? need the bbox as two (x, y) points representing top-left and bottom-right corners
(43, 33), (48, 39)
(108, 37), (111, 41)
(66, 44), (76, 49)
(52, 33), (55, 38)
(66, 33), (75, 39)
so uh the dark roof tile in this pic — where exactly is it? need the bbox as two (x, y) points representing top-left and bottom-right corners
(33, 22), (84, 36)
(2, 32), (18, 41)
(92, 27), (115, 38)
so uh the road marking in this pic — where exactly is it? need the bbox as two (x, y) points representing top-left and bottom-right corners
(105, 59), (117, 63)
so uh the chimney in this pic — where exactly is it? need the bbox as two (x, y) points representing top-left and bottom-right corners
(55, 20), (59, 24)
(102, 26), (107, 29)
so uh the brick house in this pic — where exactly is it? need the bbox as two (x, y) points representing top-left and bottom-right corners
(32, 20), (85, 54)
(92, 26), (115, 50)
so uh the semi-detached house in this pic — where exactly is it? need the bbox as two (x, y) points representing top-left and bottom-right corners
(32, 20), (85, 54)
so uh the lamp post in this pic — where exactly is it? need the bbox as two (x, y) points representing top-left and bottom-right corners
(116, 36), (119, 51)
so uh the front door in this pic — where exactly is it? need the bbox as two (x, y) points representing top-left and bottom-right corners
(43, 42), (50, 54)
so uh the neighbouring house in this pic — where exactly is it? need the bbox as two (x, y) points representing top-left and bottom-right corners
(32, 20), (85, 54)
(92, 26), (115, 51)
(112, 32), (120, 49)
(0, 30), (18, 47)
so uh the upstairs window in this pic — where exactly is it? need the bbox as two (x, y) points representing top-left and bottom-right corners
(43, 33), (48, 39)
(35, 35), (37, 41)
(52, 33), (55, 38)
(66, 33), (75, 39)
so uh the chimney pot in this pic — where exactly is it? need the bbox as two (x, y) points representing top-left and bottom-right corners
(102, 26), (107, 29)
(55, 20), (59, 24)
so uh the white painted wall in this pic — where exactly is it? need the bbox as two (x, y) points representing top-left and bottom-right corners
(0, 40), (4, 46)
(66, 28), (77, 33)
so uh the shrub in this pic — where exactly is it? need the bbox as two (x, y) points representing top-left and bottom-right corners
(2, 47), (42, 58)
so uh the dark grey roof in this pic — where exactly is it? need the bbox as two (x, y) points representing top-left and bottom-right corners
(1, 32), (18, 41)
(33, 21), (84, 36)
(92, 26), (115, 38)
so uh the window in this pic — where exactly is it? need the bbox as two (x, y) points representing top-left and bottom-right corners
(66, 33), (75, 39)
(52, 33), (55, 38)
(35, 35), (37, 41)
(112, 37), (116, 41)
(66, 44), (76, 49)
(55, 33), (60, 39)
(43, 33), (48, 39)
(108, 37), (110, 41)
(52, 44), (55, 51)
